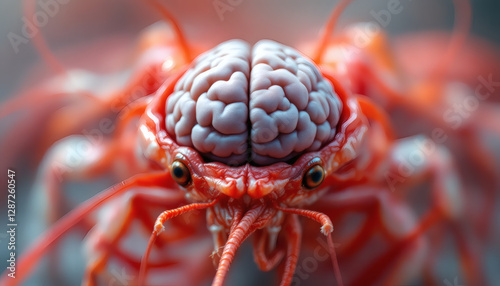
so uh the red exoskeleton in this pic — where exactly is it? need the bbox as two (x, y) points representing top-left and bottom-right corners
(1, 0), (499, 285)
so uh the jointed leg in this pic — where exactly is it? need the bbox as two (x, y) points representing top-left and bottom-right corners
(273, 204), (343, 286)
(139, 200), (219, 285)
(0, 172), (170, 286)
(359, 135), (481, 283)
(279, 214), (301, 286)
(35, 97), (150, 225)
(83, 187), (185, 285)
(252, 229), (285, 272)
(310, 187), (424, 285)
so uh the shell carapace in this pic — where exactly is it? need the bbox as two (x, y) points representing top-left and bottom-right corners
(141, 39), (364, 204)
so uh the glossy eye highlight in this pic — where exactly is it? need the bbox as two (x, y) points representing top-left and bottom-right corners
(303, 165), (325, 189)
(171, 160), (191, 186)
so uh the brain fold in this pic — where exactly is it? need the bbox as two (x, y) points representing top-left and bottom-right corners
(165, 40), (342, 165)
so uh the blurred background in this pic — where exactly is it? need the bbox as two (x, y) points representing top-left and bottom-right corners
(0, 0), (499, 285)
(1, 0), (500, 98)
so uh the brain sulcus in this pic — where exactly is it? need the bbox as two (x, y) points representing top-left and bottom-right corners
(166, 40), (342, 166)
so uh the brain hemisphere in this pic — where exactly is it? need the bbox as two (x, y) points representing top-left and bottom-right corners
(249, 40), (342, 165)
(165, 40), (342, 165)
(166, 40), (251, 164)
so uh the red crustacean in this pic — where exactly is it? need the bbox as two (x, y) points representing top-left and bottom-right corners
(1, 0), (499, 285)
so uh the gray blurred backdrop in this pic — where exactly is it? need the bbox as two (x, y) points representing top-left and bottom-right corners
(0, 1), (499, 285)
(1, 0), (499, 99)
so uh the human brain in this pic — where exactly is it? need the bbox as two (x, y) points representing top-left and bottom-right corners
(166, 40), (342, 165)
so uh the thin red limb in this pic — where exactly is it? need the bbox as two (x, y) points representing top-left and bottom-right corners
(314, 0), (355, 63)
(338, 219), (376, 257)
(84, 188), (185, 284)
(83, 206), (138, 286)
(279, 214), (301, 286)
(422, 230), (444, 285)
(112, 95), (152, 138)
(273, 204), (333, 236)
(450, 223), (487, 285)
(0, 89), (102, 119)
(273, 203), (344, 286)
(211, 204), (245, 266)
(253, 230), (285, 271)
(315, 0), (471, 72)
(339, 58), (445, 132)
(228, 203), (244, 234)
(243, 207), (276, 244)
(351, 208), (440, 285)
(153, 200), (219, 235)
(356, 95), (396, 140)
(41, 96), (149, 224)
(147, 0), (192, 62)
(138, 199), (219, 284)
(23, 0), (66, 74)
(212, 205), (266, 286)
(462, 132), (498, 237)
(432, 0), (472, 82)
(327, 234), (343, 286)
(0, 172), (169, 286)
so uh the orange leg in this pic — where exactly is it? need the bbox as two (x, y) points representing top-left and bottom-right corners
(252, 229), (285, 272)
(139, 200), (219, 285)
(278, 214), (302, 286)
(34, 95), (150, 226)
(351, 208), (439, 285)
(273, 204), (343, 286)
(316, 134), (484, 284)
(83, 187), (185, 285)
(0, 172), (170, 286)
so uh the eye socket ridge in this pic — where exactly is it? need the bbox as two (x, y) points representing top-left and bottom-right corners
(171, 159), (192, 187)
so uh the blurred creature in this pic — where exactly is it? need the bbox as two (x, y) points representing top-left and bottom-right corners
(1, 0), (499, 285)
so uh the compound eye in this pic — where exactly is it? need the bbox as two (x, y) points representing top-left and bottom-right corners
(303, 165), (325, 189)
(171, 160), (191, 187)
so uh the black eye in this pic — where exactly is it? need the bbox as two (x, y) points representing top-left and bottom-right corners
(171, 160), (191, 186)
(303, 165), (325, 189)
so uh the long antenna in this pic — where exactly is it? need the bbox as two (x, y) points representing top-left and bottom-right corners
(432, 0), (471, 81)
(314, 0), (355, 63)
(147, 0), (193, 62)
(23, 0), (67, 75)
